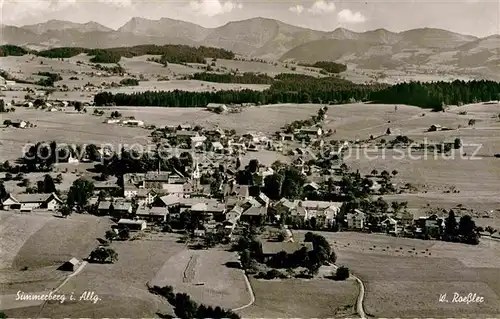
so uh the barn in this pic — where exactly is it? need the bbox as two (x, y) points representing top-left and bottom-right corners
(58, 257), (80, 271)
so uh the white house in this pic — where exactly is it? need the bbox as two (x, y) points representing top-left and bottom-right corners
(347, 209), (366, 230)
(211, 141), (224, 152)
(190, 135), (207, 148)
(206, 103), (228, 113)
(117, 219), (147, 231)
(122, 119), (144, 127)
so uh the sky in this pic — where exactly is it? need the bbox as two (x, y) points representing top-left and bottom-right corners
(1, 0), (499, 37)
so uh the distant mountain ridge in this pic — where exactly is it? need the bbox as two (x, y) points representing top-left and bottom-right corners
(0, 17), (497, 78)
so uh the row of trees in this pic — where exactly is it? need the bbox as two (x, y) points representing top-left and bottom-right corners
(190, 72), (274, 84)
(444, 210), (480, 244)
(94, 78), (500, 109)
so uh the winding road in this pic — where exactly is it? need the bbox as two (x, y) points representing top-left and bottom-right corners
(352, 273), (367, 318)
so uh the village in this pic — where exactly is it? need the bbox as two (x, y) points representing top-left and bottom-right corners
(1, 39), (500, 317)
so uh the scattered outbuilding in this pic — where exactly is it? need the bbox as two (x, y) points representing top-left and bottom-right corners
(58, 257), (81, 272)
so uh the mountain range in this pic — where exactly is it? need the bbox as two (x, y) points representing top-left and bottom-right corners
(1, 17), (498, 77)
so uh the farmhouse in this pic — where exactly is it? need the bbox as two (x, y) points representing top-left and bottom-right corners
(117, 219), (147, 231)
(347, 209), (366, 230)
(225, 205), (243, 224)
(191, 135), (207, 148)
(98, 200), (132, 216)
(240, 206), (267, 224)
(206, 103), (228, 113)
(298, 127), (323, 137)
(136, 207), (168, 223)
(261, 241), (314, 260)
(204, 128), (226, 139)
(9, 120), (28, 128)
(211, 141), (224, 152)
(122, 119), (145, 127)
(278, 133), (295, 141)
(58, 257), (81, 272)
(191, 202), (226, 221)
(1, 192), (62, 211)
(428, 124), (442, 132)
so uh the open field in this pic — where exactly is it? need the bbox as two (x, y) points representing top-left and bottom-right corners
(0, 213), (112, 313)
(0, 231), (185, 317)
(0, 107), (150, 161)
(238, 277), (358, 318)
(294, 231), (500, 317)
(110, 103), (323, 133)
(151, 247), (250, 310)
(105, 79), (270, 94)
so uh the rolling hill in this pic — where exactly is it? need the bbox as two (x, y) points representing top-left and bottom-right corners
(0, 17), (497, 76)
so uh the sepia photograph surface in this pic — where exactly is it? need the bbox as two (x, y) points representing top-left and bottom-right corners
(0, 0), (499, 318)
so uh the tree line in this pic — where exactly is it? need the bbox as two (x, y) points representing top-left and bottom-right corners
(299, 61), (348, 74)
(0, 45), (31, 56)
(94, 77), (500, 109)
(148, 285), (240, 319)
(29, 44), (235, 63)
(370, 80), (500, 110)
(190, 72), (274, 84)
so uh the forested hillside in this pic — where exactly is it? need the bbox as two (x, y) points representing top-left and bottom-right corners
(9, 44), (235, 63)
(94, 78), (500, 110)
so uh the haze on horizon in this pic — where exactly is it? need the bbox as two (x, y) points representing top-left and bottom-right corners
(1, 0), (499, 38)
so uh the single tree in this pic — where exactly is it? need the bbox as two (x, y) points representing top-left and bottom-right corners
(66, 178), (94, 211)
(105, 230), (117, 242)
(444, 210), (458, 239)
(335, 266), (350, 280)
(0, 181), (7, 200)
(59, 204), (72, 218)
(42, 174), (57, 193)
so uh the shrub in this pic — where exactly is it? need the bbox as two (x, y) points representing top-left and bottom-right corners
(335, 266), (350, 280)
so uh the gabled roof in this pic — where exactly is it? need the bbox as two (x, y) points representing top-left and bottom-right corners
(113, 202), (132, 211)
(98, 201), (112, 210)
(5, 192), (62, 204)
(229, 205), (244, 214)
(242, 206), (267, 216)
(212, 141), (224, 149)
(67, 257), (80, 265)
(158, 194), (181, 206)
(162, 184), (184, 194)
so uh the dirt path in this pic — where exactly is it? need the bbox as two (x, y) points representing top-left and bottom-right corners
(182, 254), (198, 284)
(353, 274), (367, 319)
(231, 271), (255, 312)
(33, 261), (88, 319)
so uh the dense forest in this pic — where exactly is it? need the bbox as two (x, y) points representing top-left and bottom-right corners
(371, 80), (500, 109)
(29, 44), (235, 63)
(0, 45), (31, 57)
(190, 72), (274, 84)
(94, 74), (385, 107)
(299, 61), (348, 74)
(94, 78), (500, 109)
(88, 50), (122, 63)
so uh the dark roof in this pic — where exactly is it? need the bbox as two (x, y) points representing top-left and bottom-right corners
(6, 192), (62, 204)
(242, 206), (267, 216)
(261, 242), (314, 255)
